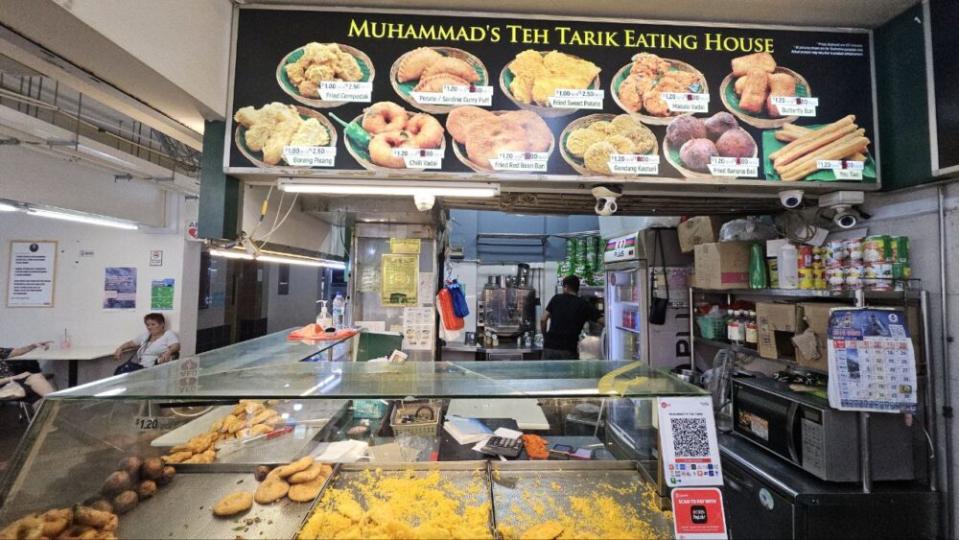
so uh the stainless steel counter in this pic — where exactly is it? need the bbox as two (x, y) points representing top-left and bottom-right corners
(443, 344), (542, 354)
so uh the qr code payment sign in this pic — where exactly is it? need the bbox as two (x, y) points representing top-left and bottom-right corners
(670, 417), (710, 457)
(658, 398), (723, 487)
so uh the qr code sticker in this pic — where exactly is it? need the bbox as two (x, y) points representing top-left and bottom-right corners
(670, 417), (710, 457)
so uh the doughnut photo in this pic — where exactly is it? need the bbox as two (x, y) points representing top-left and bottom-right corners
(343, 101), (446, 170)
(446, 106), (554, 172)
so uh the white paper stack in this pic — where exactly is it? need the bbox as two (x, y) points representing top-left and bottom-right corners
(443, 416), (492, 445)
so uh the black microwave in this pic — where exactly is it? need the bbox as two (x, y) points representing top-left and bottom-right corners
(731, 377), (914, 483)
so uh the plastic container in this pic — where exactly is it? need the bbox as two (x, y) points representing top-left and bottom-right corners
(778, 243), (799, 289)
(315, 300), (333, 328)
(390, 400), (442, 437)
(696, 315), (727, 340)
(332, 293), (345, 328)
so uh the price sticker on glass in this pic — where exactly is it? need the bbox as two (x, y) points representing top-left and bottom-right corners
(391, 148), (444, 169)
(412, 84), (493, 106)
(283, 146), (337, 167)
(547, 88), (604, 109)
(490, 151), (549, 172)
(707, 156), (759, 177)
(769, 96), (819, 117)
(817, 159), (864, 180)
(608, 153), (660, 175)
(318, 81), (373, 102)
(662, 92), (710, 113)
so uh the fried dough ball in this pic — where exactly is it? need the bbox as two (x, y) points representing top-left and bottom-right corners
(584, 141), (617, 175)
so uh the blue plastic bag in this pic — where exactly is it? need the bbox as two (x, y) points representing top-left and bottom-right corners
(448, 281), (470, 318)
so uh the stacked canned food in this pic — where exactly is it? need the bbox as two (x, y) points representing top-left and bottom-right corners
(823, 236), (911, 292)
(557, 236), (605, 287)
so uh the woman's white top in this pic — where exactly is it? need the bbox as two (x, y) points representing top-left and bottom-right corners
(133, 330), (179, 367)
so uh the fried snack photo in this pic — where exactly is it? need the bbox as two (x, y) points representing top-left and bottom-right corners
(561, 113), (657, 176)
(613, 52), (707, 123)
(446, 106), (554, 171)
(663, 112), (757, 178)
(721, 52), (809, 127)
(277, 42), (373, 107)
(502, 50), (600, 116)
(233, 103), (336, 168)
(766, 115), (872, 182)
(344, 101), (445, 170)
(392, 47), (487, 113)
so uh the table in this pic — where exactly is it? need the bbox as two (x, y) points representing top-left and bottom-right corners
(448, 398), (550, 430)
(17, 346), (116, 387)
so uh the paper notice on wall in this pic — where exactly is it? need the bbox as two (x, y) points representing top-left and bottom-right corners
(358, 265), (379, 293)
(151, 279), (175, 310)
(7, 241), (56, 307)
(402, 307), (434, 351)
(826, 308), (917, 413)
(103, 267), (137, 310)
(418, 272), (434, 307)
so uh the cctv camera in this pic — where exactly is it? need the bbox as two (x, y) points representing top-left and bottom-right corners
(779, 189), (804, 209)
(834, 210), (858, 229)
(413, 194), (435, 212)
(591, 184), (623, 217)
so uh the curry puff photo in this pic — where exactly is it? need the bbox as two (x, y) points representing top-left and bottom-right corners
(233, 103), (337, 168)
(500, 50), (601, 117)
(277, 42), (374, 108)
(390, 46), (488, 114)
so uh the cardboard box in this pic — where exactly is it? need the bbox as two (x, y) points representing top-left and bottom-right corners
(678, 216), (724, 253)
(757, 302), (798, 360)
(693, 242), (751, 290)
(794, 303), (847, 370)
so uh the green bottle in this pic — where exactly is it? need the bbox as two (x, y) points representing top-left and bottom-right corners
(749, 242), (768, 289)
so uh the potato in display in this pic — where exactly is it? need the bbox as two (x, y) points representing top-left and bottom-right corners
(506, 50), (600, 107)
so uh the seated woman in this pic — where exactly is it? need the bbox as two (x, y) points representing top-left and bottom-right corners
(0, 341), (56, 399)
(114, 313), (180, 373)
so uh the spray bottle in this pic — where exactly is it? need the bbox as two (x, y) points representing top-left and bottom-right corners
(316, 300), (333, 329)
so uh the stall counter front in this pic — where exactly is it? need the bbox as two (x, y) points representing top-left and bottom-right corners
(0, 353), (703, 540)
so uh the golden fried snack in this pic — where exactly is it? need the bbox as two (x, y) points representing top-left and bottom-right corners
(738, 69), (770, 114)
(501, 110), (552, 152)
(465, 120), (527, 168)
(766, 72), (797, 116)
(660, 70), (701, 89)
(289, 463), (324, 484)
(606, 135), (636, 155)
(584, 141), (617, 175)
(162, 451), (192, 464)
(734, 75), (748, 95)
(213, 492), (254, 517)
(566, 128), (606, 158)
(362, 102), (409, 134)
(368, 132), (414, 168)
(405, 113), (445, 149)
(414, 73), (469, 93)
(610, 114), (639, 135)
(218, 414), (237, 433)
(74, 506), (117, 531)
(248, 408), (280, 427)
(508, 50), (598, 106)
(543, 51), (600, 87)
(631, 53), (671, 79)
(234, 400), (264, 417)
(254, 478), (290, 504)
(334, 54), (363, 82)
(275, 456), (315, 478)
(446, 106), (495, 144)
(421, 57), (479, 83)
(621, 126), (657, 155)
(288, 476), (325, 503)
(617, 74), (655, 113)
(731, 52), (776, 77)
(40, 508), (72, 538)
(397, 47), (444, 82)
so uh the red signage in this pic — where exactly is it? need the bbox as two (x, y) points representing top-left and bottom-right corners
(671, 487), (728, 540)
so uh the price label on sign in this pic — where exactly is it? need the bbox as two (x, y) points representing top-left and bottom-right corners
(283, 146), (337, 167)
(391, 148), (444, 169)
(318, 81), (372, 102)
(707, 156), (759, 177)
(608, 153), (660, 175)
(817, 159), (864, 180)
(657, 397), (723, 487)
(548, 88), (604, 109)
(769, 96), (819, 116)
(490, 151), (549, 172)
(411, 84), (494, 106)
(661, 92), (710, 113)
(672, 488), (728, 540)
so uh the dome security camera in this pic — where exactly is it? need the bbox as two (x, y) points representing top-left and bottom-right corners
(413, 194), (435, 211)
(592, 184), (623, 216)
(834, 209), (858, 229)
(779, 189), (804, 209)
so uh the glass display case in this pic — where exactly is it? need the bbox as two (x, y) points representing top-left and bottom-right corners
(0, 337), (703, 540)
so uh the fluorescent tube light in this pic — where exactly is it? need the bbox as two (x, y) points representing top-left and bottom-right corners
(277, 180), (497, 198)
(258, 254), (346, 269)
(0, 202), (18, 212)
(209, 249), (254, 260)
(28, 208), (138, 230)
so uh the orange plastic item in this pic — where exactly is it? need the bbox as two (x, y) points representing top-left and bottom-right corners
(287, 324), (358, 341)
(522, 434), (549, 460)
(438, 288), (464, 331)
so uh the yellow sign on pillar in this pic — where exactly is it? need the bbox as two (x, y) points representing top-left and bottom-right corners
(390, 238), (421, 254)
(381, 254), (418, 306)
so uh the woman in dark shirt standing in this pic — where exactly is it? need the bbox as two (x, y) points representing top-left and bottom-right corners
(0, 341), (55, 399)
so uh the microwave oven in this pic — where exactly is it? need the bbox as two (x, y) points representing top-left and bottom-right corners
(731, 377), (914, 483)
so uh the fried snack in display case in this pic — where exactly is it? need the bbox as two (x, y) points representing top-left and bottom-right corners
(611, 52), (708, 125)
(719, 52), (812, 128)
(0, 330), (702, 540)
(233, 103), (337, 168)
(500, 50), (601, 117)
(276, 42), (374, 108)
(391, 47), (488, 114)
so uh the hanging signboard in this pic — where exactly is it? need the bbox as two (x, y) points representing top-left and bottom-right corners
(225, 7), (878, 189)
(6, 241), (56, 308)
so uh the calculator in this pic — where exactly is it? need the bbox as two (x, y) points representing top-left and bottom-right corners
(480, 436), (524, 458)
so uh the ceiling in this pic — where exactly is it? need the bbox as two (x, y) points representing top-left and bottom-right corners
(244, 0), (919, 28)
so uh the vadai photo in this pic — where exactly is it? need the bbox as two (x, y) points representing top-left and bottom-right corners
(447, 106), (554, 171)
(612, 52), (708, 125)
(233, 103), (337, 168)
(344, 101), (445, 170)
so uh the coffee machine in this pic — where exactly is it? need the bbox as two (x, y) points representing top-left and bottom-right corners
(477, 264), (537, 341)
